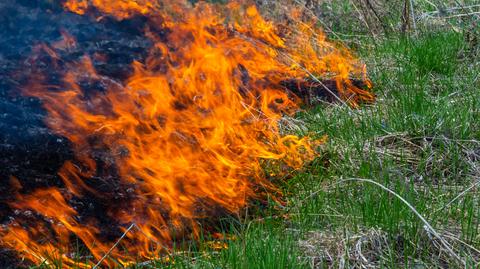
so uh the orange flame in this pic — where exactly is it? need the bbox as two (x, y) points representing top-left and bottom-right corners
(1, 0), (373, 267)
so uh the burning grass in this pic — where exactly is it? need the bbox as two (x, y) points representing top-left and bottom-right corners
(0, 0), (374, 267)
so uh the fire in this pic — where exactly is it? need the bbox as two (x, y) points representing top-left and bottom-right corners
(64, 0), (154, 18)
(1, 0), (374, 267)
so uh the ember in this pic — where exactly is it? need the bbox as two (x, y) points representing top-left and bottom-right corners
(0, 0), (373, 267)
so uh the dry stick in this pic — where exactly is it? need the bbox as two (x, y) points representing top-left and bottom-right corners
(292, 178), (466, 266)
(416, 136), (480, 145)
(92, 222), (136, 269)
(452, 0), (480, 20)
(422, 4), (480, 16)
(402, 0), (411, 33)
(351, 178), (465, 266)
(409, 0), (418, 34)
(418, 3), (479, 31)
(442, 11), (480, 19)
(447, 4), (480, 11)
(442, 232), (480, 256)
(434, 178), (480, 214)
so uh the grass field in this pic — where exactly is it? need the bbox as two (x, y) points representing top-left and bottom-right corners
(34, 1), (480, 268)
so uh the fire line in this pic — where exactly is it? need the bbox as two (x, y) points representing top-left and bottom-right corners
(0, 0), (374, 267)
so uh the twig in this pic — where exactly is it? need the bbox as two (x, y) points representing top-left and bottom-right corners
(92, 223), (136, 269)
(442, 11), (480, 19)
(413, 136), (480, 144)
(402, 0), (411, 34)
(292, 178), (467, 266)
(422, 4), (480, 16)
(452, 0), (480, 20)
(442, 232), (480, 255)
(434, 178), (480, 214)
(345, 178), (466, 266)
(409, 0), (417, 34)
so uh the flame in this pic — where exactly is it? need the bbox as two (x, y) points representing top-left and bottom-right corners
(1, 0), (373, 267)
(64, 0), (154, 18)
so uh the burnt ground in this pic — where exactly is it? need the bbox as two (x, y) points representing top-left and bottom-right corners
(0, 0), (153, 266)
